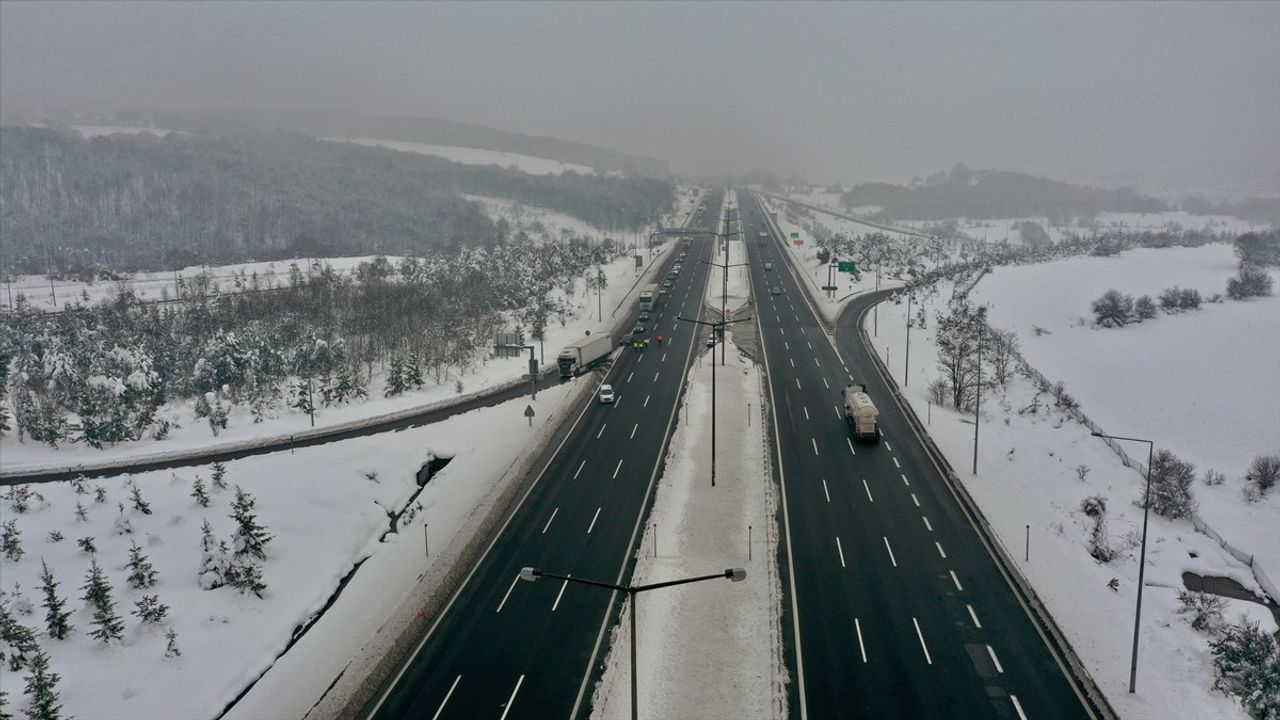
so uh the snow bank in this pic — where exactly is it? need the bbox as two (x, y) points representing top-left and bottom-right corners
(590, 336), (786, 719)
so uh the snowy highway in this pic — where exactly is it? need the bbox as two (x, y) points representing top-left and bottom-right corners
(365, 196), (726, 718)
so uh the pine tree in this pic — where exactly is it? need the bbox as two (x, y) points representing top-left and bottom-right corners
(383, 356), (408, 397)
(126, 541), (158, 589)
(229, 486), (272, 561)
(1, 521), (23, 562)
(93, 485), (107, 504)
(76, 537), (96, 554)
(7, 486), (31, 514)
(127, 479), (152, 515)
(132, 595), (169, 625)
(164, 627), (181, 658)
(73, 502), (87, 523)
(1, 603), (39, 672)
(210, 462), (228, 491)
(37, 562), (72, 640)
(197, 522), (226, 590)
(191, 476), (209, 507)
(87, 596), (124, 645)
(1, 688), (11, 720)
(80, 559), (110, 610)
(70, 476), (87, 495)
(227, 555), (267, 598)
(21, 645), (62, 720)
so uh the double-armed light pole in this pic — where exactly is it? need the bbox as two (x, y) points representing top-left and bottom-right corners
(520, 566), (746, 720)
(1090, 431), (1155, 694)
(677, 315), (750, 487)
(701, 258), (749, 365)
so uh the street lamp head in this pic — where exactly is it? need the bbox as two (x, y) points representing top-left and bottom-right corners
(1090, 432), (1103, 438)
(726, 568), (747, 582)
(519, 567), (540, 582)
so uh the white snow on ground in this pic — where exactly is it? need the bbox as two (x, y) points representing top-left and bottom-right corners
(892, 212), (1263, 246)
(69, 125), (186, 138)
(969, 243), (1280, 588)
(0, 382), (575, 720)
(2, 256), (390, 312)
(323, 136), (596, 175)
(2, 197), (696, 473)
(591, 335), (786, 720)
(703, 190), (751, 316)
(865, 282), (1273, 720)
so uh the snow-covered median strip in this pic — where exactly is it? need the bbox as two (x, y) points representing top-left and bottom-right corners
(590, 336), (787, 719)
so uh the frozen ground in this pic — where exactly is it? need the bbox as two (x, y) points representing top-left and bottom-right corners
(0, 381), (575, 720)
(323, 136), (596, 175)
(69, 124), (187, 138)
(2, 198), (695, 473)
(970, 243), (1280, 588)
(590, 334), (786, 719)
(895, 212), (1262, 245)
(705, 190), (752, 316)
(867, 281), (1274, 720)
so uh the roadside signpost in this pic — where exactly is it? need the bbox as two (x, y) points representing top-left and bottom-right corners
(524, 404), (535, 427)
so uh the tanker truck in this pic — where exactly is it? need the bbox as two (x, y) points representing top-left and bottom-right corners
(843, 383), (880, 441)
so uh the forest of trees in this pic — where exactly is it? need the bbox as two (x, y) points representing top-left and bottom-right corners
(839, 163), (1169, 221)
(0, 127), (674, 273)
(0, 231), (618, 448)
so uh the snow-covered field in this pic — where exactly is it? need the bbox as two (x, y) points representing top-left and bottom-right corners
(324, 136), (596, 175)
(894, 212), (1262, 245)
(867, 281), (1275, 720)
(69, 125), (187, 139)
(0, 381), (576, 720)
(970, 243), (1280, 588)
(591, 335), (785, 719)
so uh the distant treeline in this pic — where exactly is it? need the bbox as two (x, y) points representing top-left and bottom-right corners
(1181, 196), (1280, 227)
(839, 164), (1170, 222)
(147, 106), (672, 178)
(0, 127), (674, 273)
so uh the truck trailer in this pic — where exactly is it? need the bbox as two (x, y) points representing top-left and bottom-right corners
(843, 383), (880, 441)
(557, 333), (614, 378)
(639, 284), (659, 312)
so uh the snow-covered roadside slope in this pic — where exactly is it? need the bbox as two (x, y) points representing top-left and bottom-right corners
(970, 244), (1280, 590)
(866, 282), (1271, 720)
(0, 382), (576, 720)
(590, 336), (785, 719)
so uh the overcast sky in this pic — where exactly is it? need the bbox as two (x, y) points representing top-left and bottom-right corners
(3, 1), (1277, 197)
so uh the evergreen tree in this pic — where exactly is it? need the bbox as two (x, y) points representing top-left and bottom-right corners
(21, 645), (62, 720)
(93, 485), (107, 504)
(226, 555), (267, 598)
(125, 541), (158, 589)
(164, 627), (181, 658)
(1210, 619), (1280, 719)
(80, 559), (111, 610)
(1, 521), (23, 562)
(229, 486), (272, 561)
(210, 461), (228, 491)
(127, 480), (152, 515)
(73, 502), (87, 523)
(70, 476), (87, 495)
(191, 476), (209, 507)
(132, 595), (169, 625)
(8, 486), (32, 514)
(1, 603), (39, 672)
(1, 688), (11, 720)
(197, 521), (225, 590)
(37, 562), (71, 641)
(383, 356), (408, 397)
(75, 537), (95, 555)
(87, 598), (124, 645)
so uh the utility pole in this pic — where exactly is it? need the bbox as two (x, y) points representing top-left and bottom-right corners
(904, 289), (913, 387)
(972, 334), (981, 475)
(873, 262), (880, 335)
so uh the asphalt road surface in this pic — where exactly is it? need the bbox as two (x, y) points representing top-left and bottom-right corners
(740, 191), (1097, 720)
(367, 195), (726, 719)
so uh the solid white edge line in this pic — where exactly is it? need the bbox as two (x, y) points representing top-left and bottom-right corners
(967, 603), (982, 629)
(750, 223), (809, 720)
(987, 644), (1005, 674)
(551, 575), (571, 612)
(863, 478), (874, 503)
(496, 575), (520, 613)
(430, 675), (461, 720)
(883, 536), (897, 567)
(836, 536), (846, 568)
(913, 618), (933, 665)
(368, 347), (614, 717)
(1011, 694), (1028, 720)
(854, 618), (867, 662)
(570, 238), (713, 718)
(587, 507), (601, 534)
(498, 674), (524, 720)
(541, 507), (558, 534)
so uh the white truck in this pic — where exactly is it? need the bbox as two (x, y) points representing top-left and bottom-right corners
(639, 284), (659, 312)
(843, 383), (880, 441)
(558, 333), (613, 378)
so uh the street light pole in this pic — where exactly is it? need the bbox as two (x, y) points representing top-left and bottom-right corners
(520, 566), (746, 720)
(1091, 431), (1154, 693)
(678, 315), (750, 487)
(972, 333), (981, 475)
(702, 258), (749, 366)
(904, 288), (913, 387)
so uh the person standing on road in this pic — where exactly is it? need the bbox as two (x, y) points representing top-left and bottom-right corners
(657, 334), (664, 345)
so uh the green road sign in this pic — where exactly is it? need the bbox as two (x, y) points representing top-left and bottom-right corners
(789, 232), (799, 239)
(837, 261), (858, 273)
